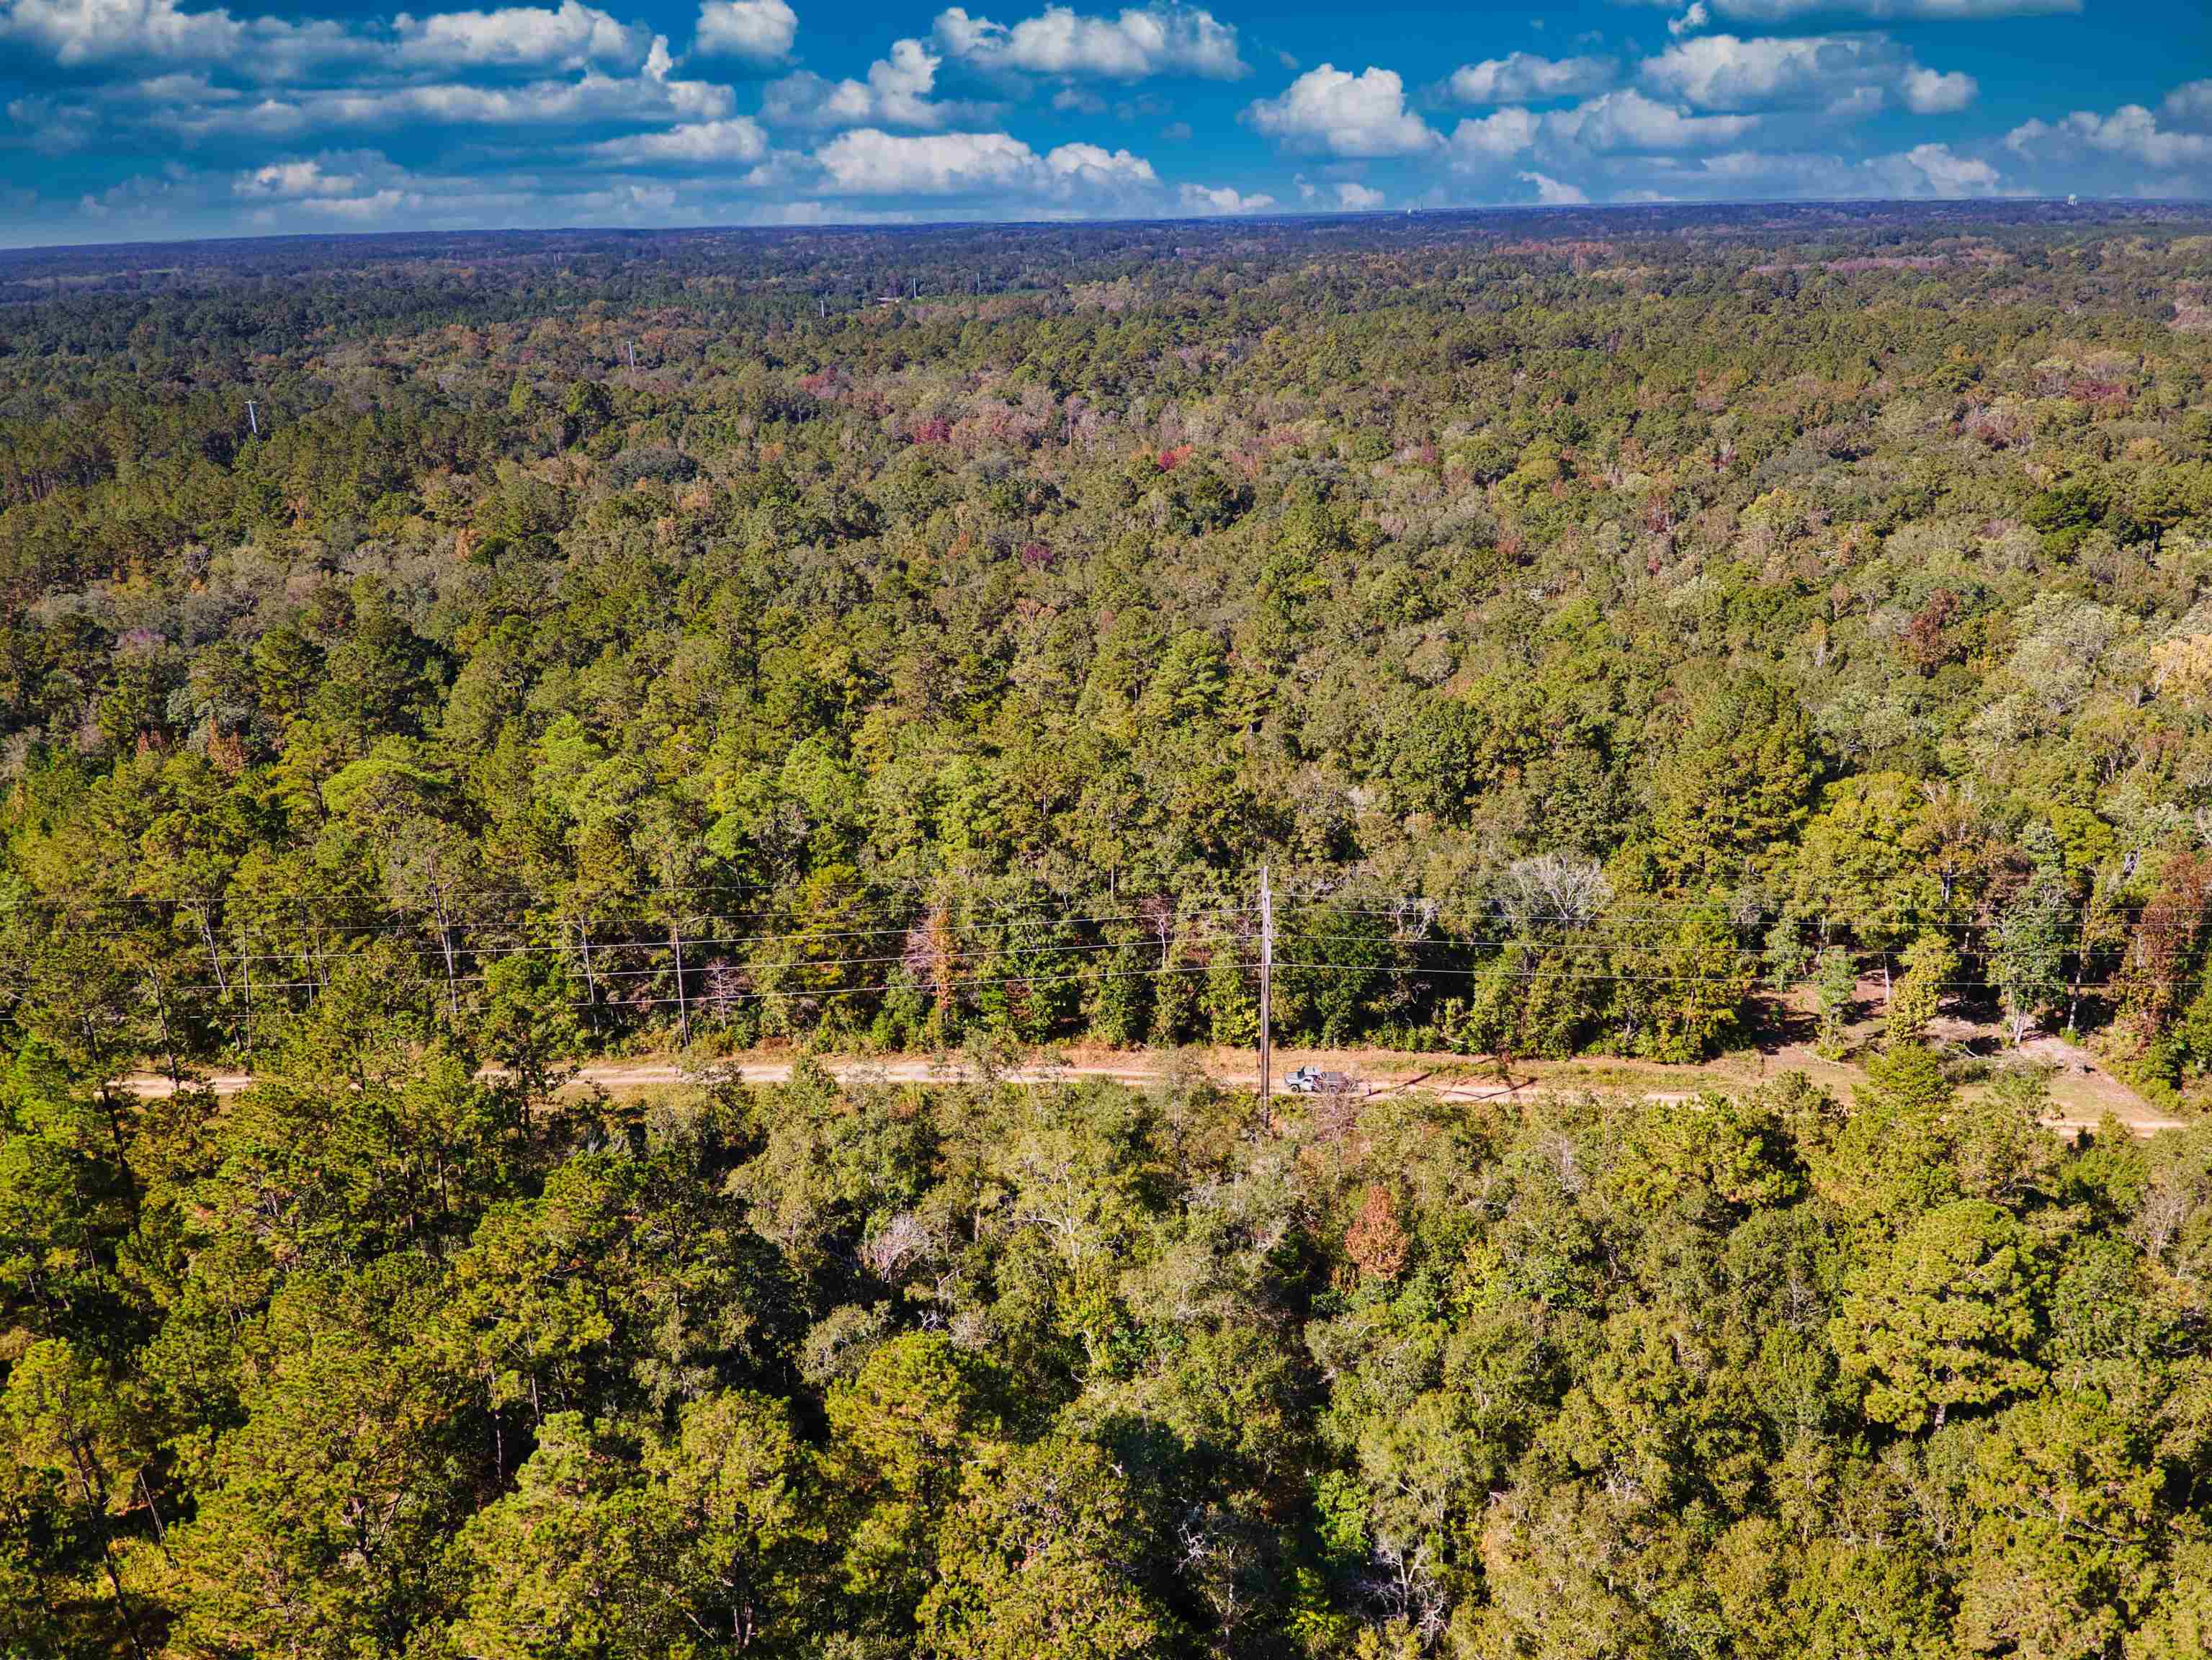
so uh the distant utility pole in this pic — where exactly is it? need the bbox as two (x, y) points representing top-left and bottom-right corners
(818, 295), (828, 318)
(1258, 865), (1273, 1112)
(625, 342), (636, 370)
(245, 401), (259, 437)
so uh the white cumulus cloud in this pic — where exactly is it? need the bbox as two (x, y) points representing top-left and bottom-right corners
(1178, 182), (1273, 212)
(1519, 170), (1588, 205)
(1, 0), (239, 63)
(1642, 31), (1977, 121)
(1446, 107), (1539, 164)
(234, 158), (357, 196)
(1644, 143), (2005, 201)
(0, 0), (700, 86)
(812, 127), (1155, 195)
(393, 2), (648, 72)
(2008, 106), (2212, 172)
(1045, 138), (1155, 184)
(2166, 81), (2212, 129)
(591, 115), (766, 163)
(763, 39), (962, 128)
(691, 0), (794, 61)
(1888, 140), (1997, 193)
(1448, 53), (1613, 106)
(1545, 88), (1755, 152)
(1696, 0), (2075, 17)
(815, 128), (1037, 192)
(153, 45), (734, 137)
(0, 0), (369, 73)
(1900, 65), (1976, 115)
(931, 2), (1242, 81)
(1245, 63), (1435, 158)
(297, 187), (421, 218)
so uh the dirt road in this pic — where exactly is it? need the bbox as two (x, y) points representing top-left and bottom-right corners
(120, 1053), (1170, 1099)
(118, 1035), (2195, 1138)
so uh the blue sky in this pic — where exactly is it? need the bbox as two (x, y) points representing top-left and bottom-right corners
(1, 0), (2209, 246)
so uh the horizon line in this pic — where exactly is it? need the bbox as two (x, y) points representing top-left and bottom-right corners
(5, 193), (2209, 262)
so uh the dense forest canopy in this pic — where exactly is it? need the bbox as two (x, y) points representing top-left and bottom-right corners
(5, 205), (2212, 1656)
(11, 203), (2212, 1076)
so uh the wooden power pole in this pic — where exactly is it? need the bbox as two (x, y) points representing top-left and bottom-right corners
(670, 919), (690, 1048)
(1258, 866), (1273, 1110)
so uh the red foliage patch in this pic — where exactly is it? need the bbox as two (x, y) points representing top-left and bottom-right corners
(2066, 378), (2129, 406)
(1345, 1185), (1408, 1282)
(1904, 588), (1962, 674)
(2121, 849), (2212, 1046)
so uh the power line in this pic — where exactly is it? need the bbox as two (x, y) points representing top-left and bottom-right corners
(57, 945), (2210, 1005)
(108, 958), (1251, 1005)
(4, 891), (2150, 961)
(1280, 898), (2139, 932)
(1271, 960), (2161, 992)
(2, 902), (1259, 957)
(3, 874), (1192, 911)
(4, 904), (2187, 1002)
(14, 862), (2208, 1068)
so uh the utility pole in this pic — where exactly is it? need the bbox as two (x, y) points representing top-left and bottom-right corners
(245, 401), (259, 437)
(576, 919), (600, 1035)
(671, 919), (690, 1048)
(625, 342), (636, 370)
(1258, 865), (1273, 1114)
(238, 935), (252, 1066)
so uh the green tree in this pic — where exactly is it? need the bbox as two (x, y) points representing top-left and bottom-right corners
(1088, 932), (1151, 1048)
(823, 1334), (996, 1638)
(652, 1390), (816, 1654)
(447, 1413), (686, 1660)
(161, 1262), (474, 1659)
(1885, 932), (1958, 1050)
(0, 1046), (138, 1337)
(1762, 908), (1812, 995)
(1201, 934), (1258, 1048)
(0, 1341), (151, 1659)
(475, 951), (585, 1098)
(1832, 1200), (2048, 1432)
(1813, 947), (1856, 1060)
(1791, 772), (1948, 972)
(563, 378), (616, 445)
(2130, 1540), (2212, 1660)
(1649, 677), (1818, 887)
(1992, 878), (2069, 1045)
(432, 1148), (799, 1424)
(1616, 901), (1750, 1062)
(919, 1437), (1171, 1660)
(1958, 1393), (2160, 1660)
